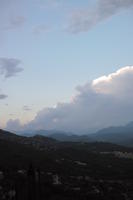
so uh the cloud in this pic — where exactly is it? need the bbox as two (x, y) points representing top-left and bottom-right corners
(0, 94), (8, 100)
(6, 66), (133, 133)
(23, 105), (32, 111)
(0, 0), (26, 31)
(6, 119), (22, 132)
(0, 16), (26, 31)
(68, 0), (133, 33)
(33, 25), (51, 35)
(6, 16), (26, 30)
(0, 58), (23, 78)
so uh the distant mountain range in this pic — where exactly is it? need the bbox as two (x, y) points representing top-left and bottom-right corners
(14, 121), (133, 147)
(17, 129), (93, 142)
(90, 122), (133, 146)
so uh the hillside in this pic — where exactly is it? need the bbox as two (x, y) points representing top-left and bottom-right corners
(90, 122), (133, 146)
(0, 129), (133, 176)
(1, 129), (133, 199)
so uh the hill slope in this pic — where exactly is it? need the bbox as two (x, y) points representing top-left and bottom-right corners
(90, 122), (133, 146)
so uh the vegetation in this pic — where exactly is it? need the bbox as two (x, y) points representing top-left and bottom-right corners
(0, 129), (133, 199)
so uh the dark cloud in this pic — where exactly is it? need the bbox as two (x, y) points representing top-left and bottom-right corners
(68, 0), (133, 33)
(0, 58), (23, 78)
(0, 94), (8, 100)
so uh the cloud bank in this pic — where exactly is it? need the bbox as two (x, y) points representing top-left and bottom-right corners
(68, 0), (133, 33)
(6, 66), (133, 133)
(0, 58), (23, 78)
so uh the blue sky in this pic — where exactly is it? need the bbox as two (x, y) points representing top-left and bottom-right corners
(0, 0), (133, 131)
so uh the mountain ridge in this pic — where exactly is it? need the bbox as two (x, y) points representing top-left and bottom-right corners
(4, 121), (133, 147)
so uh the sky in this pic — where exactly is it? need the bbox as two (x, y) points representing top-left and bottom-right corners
(0, 0), (133, 133)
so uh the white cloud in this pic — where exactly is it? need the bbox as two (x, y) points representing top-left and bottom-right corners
(6, 66), (133, 133)
(92, 66), (133, 95)
(68, 0), (133, 33)
(0, 58), (23, 78)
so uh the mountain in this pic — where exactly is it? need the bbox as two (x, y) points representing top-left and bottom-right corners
(18, 129), (92, 142)
(0, 128), (132, 154)
(18, 129), (73, 137)
(90, 122), (133, 146)
(17, 122), (133, 146)
(1, 129), (133, 199)
(47, 133), (92, 142)
(0, 129), (58, 150)
(1, 128), (133, 175)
